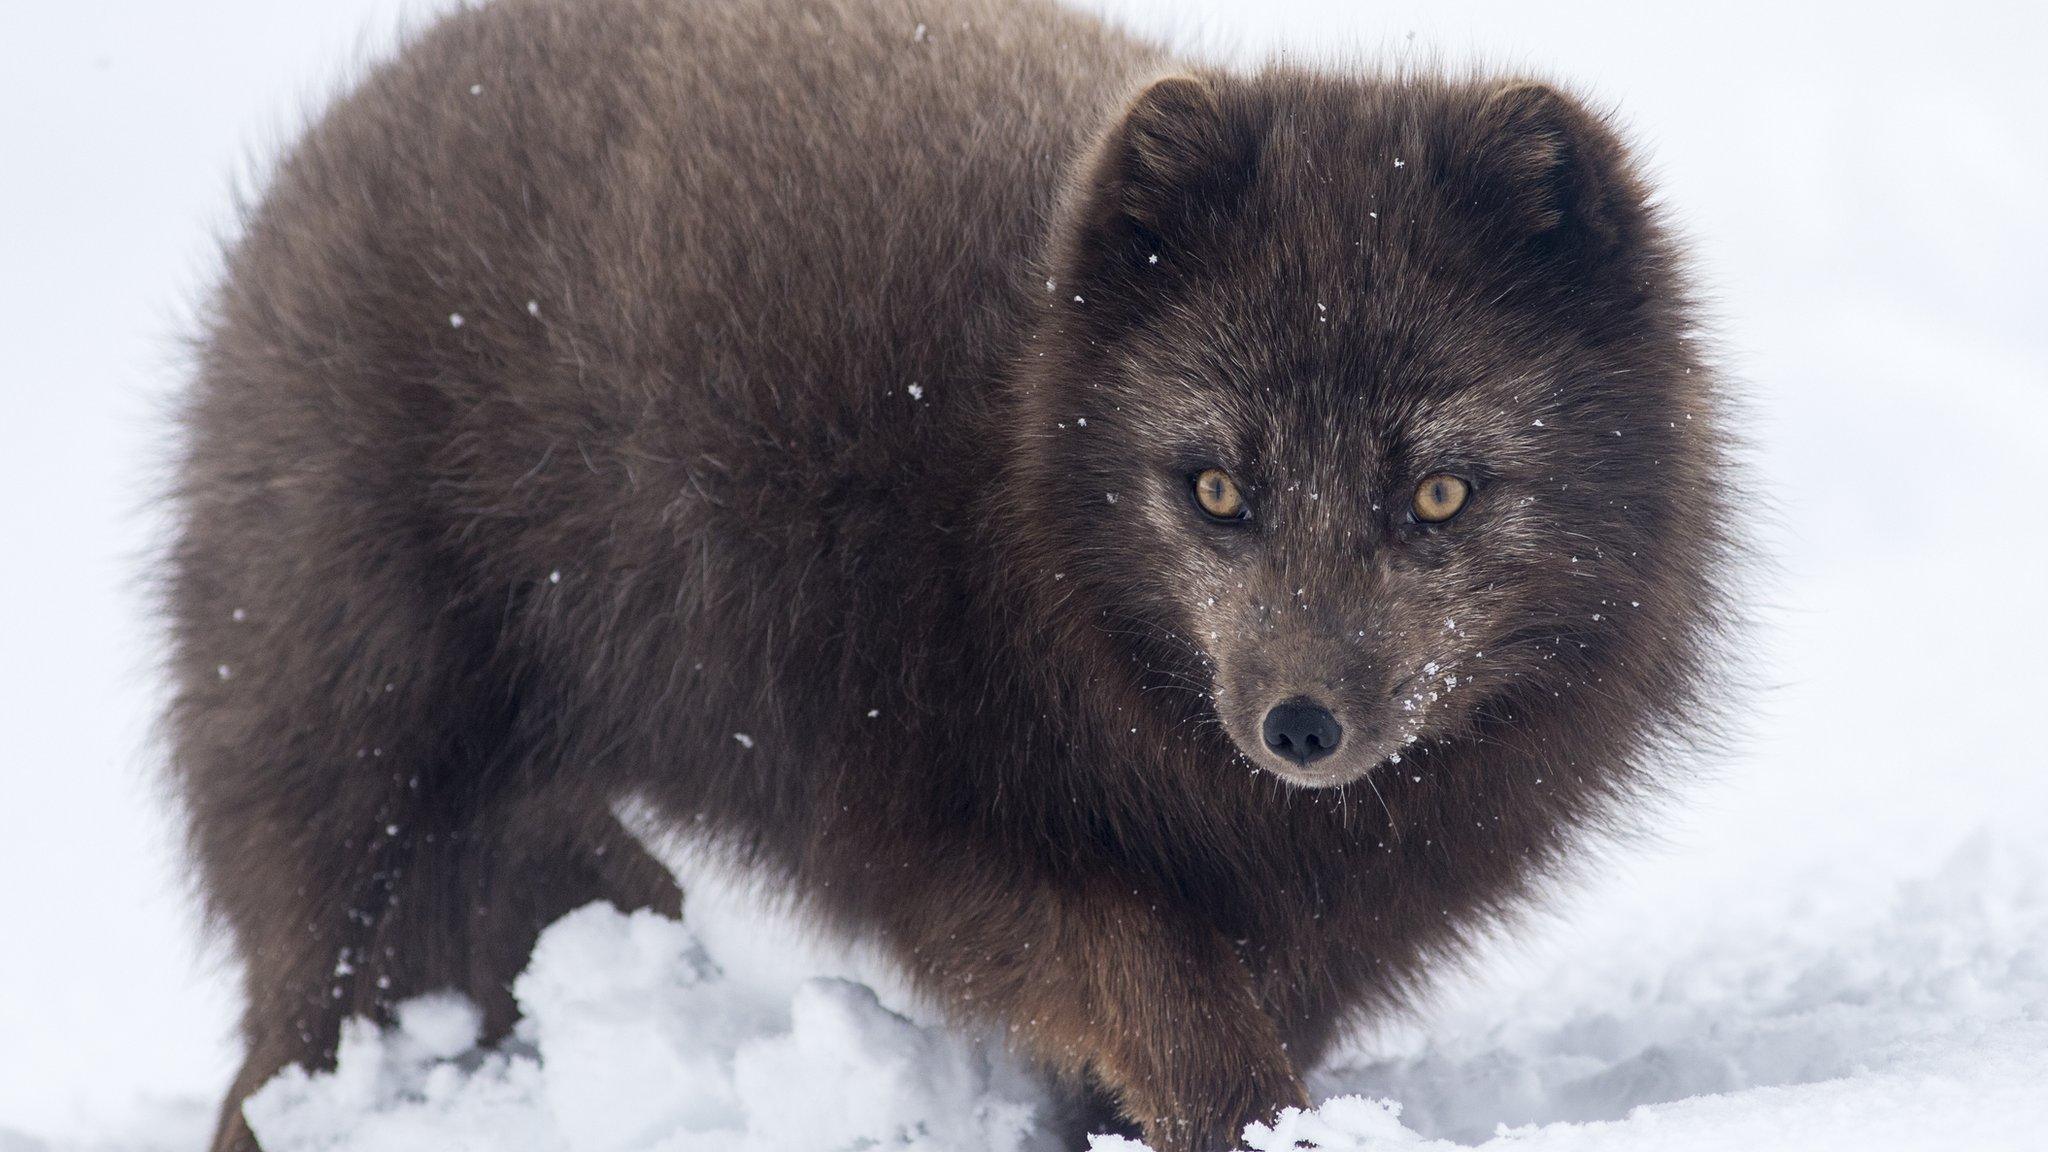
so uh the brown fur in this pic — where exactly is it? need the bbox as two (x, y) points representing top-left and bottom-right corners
(163, 0), (1736, 1148)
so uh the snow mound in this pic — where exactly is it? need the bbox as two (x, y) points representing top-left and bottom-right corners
(244, 903), (1046, 1152)
(241, 836), (2048, 1152)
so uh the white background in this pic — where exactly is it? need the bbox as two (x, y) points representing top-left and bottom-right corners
(2, 0), (2044, 1146)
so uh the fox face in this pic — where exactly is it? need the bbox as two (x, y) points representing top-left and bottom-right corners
(1010, 72), (1729, 789)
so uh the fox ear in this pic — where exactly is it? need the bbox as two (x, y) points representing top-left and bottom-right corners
(1100, 76), (1242, 228)
(1071, 75), (1253, 267)
(1466, 82), (1637, 258)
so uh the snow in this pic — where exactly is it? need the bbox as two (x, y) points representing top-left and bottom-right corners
(2, 0), (2045, 1150)
(207, 832), (2048, 1151)
(1294, 835), (2048, 1148)
(240, 901), (1047, 1152)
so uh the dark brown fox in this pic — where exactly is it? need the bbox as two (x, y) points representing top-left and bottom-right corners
(164, 0), (1735, 1148)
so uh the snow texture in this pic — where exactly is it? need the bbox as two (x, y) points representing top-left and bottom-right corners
(223, 833), (2048, 1152)
(242, 901), (1046, 1152)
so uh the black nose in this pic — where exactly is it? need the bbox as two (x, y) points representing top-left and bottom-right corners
(1262, 699), (1342, 765)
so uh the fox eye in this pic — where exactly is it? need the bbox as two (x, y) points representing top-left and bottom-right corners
(1192, 469), (1247, 521)
(1411, 474), (1471, 523)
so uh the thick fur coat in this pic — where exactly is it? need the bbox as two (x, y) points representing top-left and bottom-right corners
(165, 0), (1734, 1148)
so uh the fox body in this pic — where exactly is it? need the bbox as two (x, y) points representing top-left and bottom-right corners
(166, 0), (1732, 1148)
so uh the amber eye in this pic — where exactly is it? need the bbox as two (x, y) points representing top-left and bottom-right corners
(1192, 468), (1247, 520)
(1412, 474), (1471, 523)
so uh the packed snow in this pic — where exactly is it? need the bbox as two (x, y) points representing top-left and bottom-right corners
(240, 900), (1048, 1152)
(2, 0), (2045, 1150)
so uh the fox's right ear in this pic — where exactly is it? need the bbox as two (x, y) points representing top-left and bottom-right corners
(1061, 75), (1255, 295)
(1094, 75), (1248, 232)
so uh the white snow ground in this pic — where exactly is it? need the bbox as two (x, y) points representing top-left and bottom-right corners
(2, 1), (2044, 1150)
(221, 831), (2048, 1152)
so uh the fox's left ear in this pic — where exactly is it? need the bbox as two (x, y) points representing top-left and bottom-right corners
(1462, 82), (1645, 264)
(1059, 74), (1255, 305)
